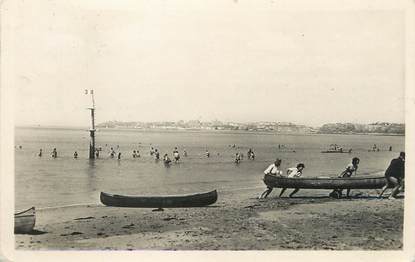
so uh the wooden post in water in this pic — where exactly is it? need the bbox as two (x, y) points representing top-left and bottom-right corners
(87, 90), (96, 159)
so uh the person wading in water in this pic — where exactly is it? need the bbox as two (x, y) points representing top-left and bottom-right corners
(235, 153), (241, 164)
(173, 147), (180, 163)
(163, 154), (172, 166)
(154, 149), (160, 160)
(109, 148), (115, 158)
(51, 148), (58, 158)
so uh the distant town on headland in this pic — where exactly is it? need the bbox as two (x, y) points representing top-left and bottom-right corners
(97, 120), (405, 135)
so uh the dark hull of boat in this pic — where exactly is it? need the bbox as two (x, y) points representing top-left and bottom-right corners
(14, 207), (36, 234)
(263, 174), (387, 189)
(321, 150), (351, 153)
(100, 190), (218, 208)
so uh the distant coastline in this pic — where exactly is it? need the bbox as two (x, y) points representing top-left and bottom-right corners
(15, 121), (405, 136)
(317, 122), (404, 136)
(95, 128), (404, 137)
(94, 120), (404, 136)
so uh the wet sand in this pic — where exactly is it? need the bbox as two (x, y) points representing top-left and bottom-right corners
(15, 188), (403, 250)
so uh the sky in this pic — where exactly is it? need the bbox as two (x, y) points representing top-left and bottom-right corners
(8, 0), (405, 127)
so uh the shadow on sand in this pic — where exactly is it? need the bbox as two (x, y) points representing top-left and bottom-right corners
(15, 229), (48, 235)
(277, 195), (403, 200)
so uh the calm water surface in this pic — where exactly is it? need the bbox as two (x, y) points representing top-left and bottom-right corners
(15, 127), (404, 209)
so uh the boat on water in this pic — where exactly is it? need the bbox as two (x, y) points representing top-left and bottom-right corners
(14, 207), (36, 234)
(100, 190), (218, 208)
(321, 144), (352, 153)
(321, 149), (352, 153)
(263, 174), (387, 190)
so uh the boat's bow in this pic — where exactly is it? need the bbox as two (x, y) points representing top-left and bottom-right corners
(14, 207), (36, 234)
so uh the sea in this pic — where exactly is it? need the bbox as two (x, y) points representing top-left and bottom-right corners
(14, 127), (405, 210)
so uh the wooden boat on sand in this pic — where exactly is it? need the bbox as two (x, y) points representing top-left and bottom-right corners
(14, 207), (36, 234)
(263, 174), (386, 190)
(100, 190), (218, 208)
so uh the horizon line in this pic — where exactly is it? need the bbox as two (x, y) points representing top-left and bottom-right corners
(15, 120), (405, 129)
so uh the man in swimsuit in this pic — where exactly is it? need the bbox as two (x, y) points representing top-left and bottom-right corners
(378, 152), (405, 199)
(330, 157), (360, 198)
(154, 149), (160, 160)
(109, 148), (115, 158)
(279, 163), (305, 197)
(173, 147), (180, 163)
(51, 148), (58, 158)
(163, 154), (171, 165)
(259, 159), (283, 199)
(235, 153), (241, 164)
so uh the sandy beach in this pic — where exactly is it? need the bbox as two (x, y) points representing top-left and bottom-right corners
(13, 128), (405, 251)
(15, 188), (403, 250)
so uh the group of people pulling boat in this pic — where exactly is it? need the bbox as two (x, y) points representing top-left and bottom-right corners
(259, 160), (305, 199)
(259, 152), (405, 199)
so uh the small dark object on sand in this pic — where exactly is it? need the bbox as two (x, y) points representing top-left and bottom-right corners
(163, 217), (177, 221)
(329, 190), (341, 199)
(244, 204), (261, 209)
(61, 231), (83, 236)
(152, 208), (164, 212)
(74, 216), (95, 221)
